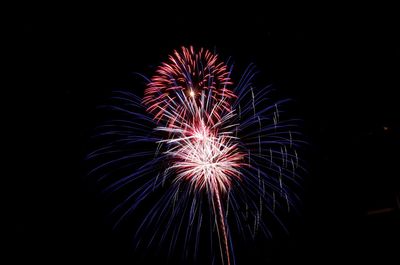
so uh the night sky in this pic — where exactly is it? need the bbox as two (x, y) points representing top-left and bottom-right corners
(12, 4), (399, 264)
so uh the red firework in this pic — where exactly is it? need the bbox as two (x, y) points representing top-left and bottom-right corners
(143, 46), (236, 124)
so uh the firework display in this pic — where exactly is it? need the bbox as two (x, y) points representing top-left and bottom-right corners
(88, 46), (305, 264)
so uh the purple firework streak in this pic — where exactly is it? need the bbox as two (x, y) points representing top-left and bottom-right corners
(87, 46), (306, 265)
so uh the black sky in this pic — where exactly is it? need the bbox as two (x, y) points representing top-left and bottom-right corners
(12, 3), (399, 264)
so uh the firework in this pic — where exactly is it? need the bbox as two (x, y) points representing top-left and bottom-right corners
(87, 46), (305, 264)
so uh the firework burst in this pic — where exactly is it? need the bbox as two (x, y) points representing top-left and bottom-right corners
(87, 46), (306, 264)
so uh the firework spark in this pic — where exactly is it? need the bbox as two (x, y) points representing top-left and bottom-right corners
(88, 46), (305, 265)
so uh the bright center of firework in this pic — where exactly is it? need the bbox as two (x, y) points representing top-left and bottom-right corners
(169, 123), (244, 193)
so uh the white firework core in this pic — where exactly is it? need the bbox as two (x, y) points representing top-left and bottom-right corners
(170, 124), (243, 194)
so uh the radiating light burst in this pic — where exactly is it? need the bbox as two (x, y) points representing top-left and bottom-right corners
(164, 119), (244, 194)
(143, 45), (236, 125)
(87, 46), (306, 265)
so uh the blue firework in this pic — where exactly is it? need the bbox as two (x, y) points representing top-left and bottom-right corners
(86, 46), (306, 265)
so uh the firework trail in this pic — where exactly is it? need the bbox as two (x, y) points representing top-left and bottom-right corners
(87, 46), (305, 264)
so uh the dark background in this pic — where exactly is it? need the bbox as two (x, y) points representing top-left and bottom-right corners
(12, 3), (399, 264)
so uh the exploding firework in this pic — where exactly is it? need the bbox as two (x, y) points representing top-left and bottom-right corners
(87, 46), (306, 264)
